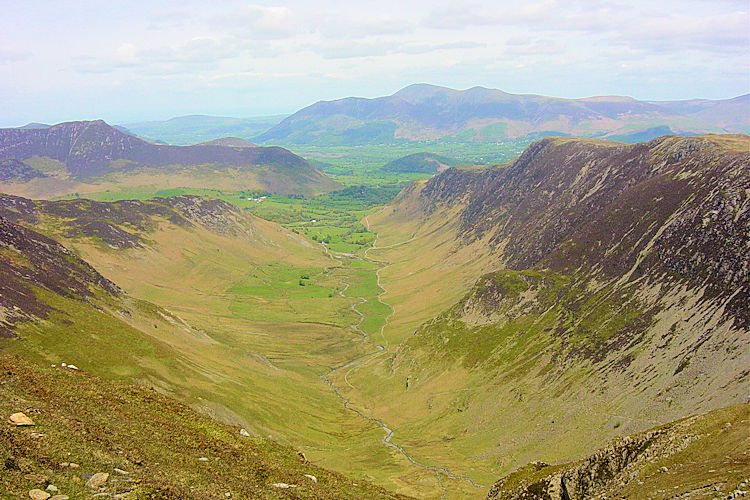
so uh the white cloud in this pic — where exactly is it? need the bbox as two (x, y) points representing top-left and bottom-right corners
(0, 48), (31, 64)
(208, 5), (298, 39)
(0, 0), (748, 125)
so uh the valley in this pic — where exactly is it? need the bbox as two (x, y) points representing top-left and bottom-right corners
(4, 0), (749, 497)
(1, 129), (748, 499)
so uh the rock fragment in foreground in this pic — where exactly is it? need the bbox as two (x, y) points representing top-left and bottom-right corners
(85, 472), (109, 489)
(10, 412), (34, 426)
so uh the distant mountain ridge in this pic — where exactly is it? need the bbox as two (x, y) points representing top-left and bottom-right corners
(0, 120), (339, 197)
(257, 84), (749, 145)
(123, 114), (286, 145)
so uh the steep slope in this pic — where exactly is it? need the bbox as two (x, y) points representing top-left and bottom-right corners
(487, 404), (749, 500)
(257, 84), (749, 145)
(0, 215), (120, 338)
(348, 134), (750, 488)
(0, 219), (404, 498)
(0, 120), (338, 198)
(381, 152), (462, 174)
(0, 354), (407, 499)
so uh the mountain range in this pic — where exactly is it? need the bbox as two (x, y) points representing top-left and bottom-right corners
(1, 87), (748, 497)
(0, 119), (338, 198)
(257, 84), (749, 145)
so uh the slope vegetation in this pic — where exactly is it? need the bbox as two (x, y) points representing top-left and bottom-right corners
(349, 134), (750, 489)
(0, 120), (338, 198)
(0, 193), (440, 497)
(0, 353), (408, 499)
(487, 404), (749, 499)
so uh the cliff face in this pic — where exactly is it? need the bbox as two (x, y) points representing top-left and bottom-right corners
(403, 135), (749, 335)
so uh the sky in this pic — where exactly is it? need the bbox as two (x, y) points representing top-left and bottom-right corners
(1, 0), (748, 126)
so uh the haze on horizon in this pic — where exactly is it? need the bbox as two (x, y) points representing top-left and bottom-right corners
(1, 0), (748, 127)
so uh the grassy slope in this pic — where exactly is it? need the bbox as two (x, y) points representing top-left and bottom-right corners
(0, 353), (408, 499)
(1, 196), (454, 498)
(487, 403), (750, 499)
(0, 163), (339, 200)
(58, 186), (397, 255)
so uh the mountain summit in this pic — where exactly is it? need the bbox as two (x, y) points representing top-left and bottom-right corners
(0, 120), (339, 197)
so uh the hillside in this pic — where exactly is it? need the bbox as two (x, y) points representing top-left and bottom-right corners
(0, 193), (452, 497)
(347, 134), (750, 488)
(0, 214), (405, 498)
(0, 120), (338, 198)
(381, 152), (462, 174)
(198, 137), (257, 148)
(487, 404), (749, 499)
(0, 159), (47, 183)
(257, 84), (749, 145)
(0, 354), (408, 499)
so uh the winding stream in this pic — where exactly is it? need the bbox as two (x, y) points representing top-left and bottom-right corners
(319, 273), (490, 498)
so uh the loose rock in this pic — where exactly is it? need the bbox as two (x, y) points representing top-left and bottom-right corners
(9, 412), (34, 426)
(304, 474), (318, 484)
(86, 472), (109, 489)
(198, 457), (209, 462)
(28, 490), (50, 500)
(239, 428), (251, 437)
(45, 485), (59, 493)
(113, 468), (129, 475)
(49, 496), (69, 500)
(272, 483), (297, 489)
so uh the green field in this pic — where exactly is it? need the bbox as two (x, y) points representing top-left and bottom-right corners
(63, 184), (402, 254)
(293, 142), (528, 185)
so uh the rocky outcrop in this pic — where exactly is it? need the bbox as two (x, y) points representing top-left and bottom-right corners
(487, 404), (749, 499)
